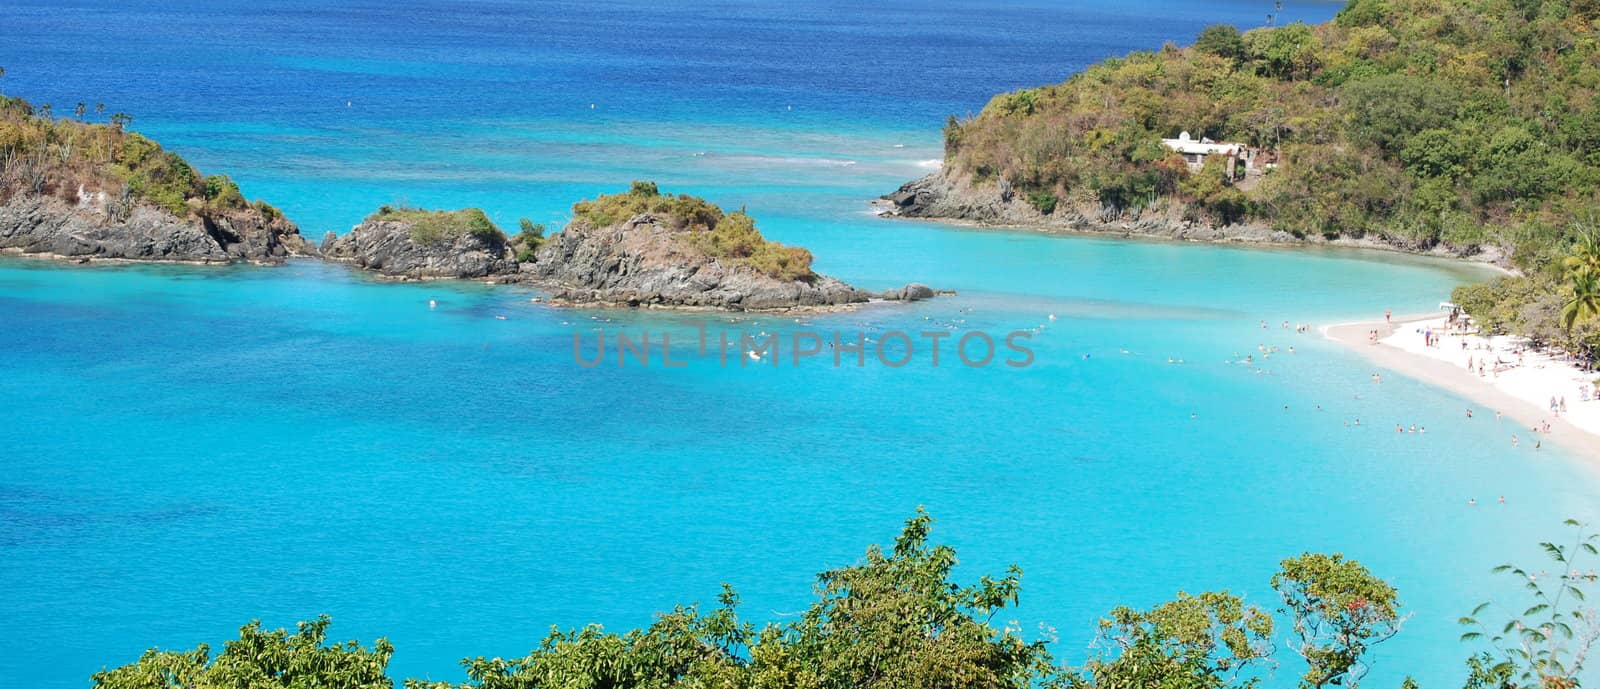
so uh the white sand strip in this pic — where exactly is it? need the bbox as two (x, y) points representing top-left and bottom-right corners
(1325, 315), (1600, 459)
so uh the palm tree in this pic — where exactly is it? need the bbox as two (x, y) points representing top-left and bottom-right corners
(1562, 273), (1600, 331)
(1563, 225), (1600, 281)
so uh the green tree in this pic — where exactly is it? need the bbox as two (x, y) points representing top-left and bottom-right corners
(407, 509), (1055, 689)
(1343, 75), (1458, 153)
(1562, 226), (1600, 282)
(92, 616), (394, 689)
(1459, 520), (1600, 688)
(758, 507), (1054, 689)
(1561, 273), (1600, 332)
(1334, 0), (1391, 27)
(1271, 553), (1404, 689)
(1195, 25), (1246, 62)
(1069, 591), (1275, 689)
(513, 218), (546, 262)
(1400, 129), (1468, 180)
(1248, 22), (1320, 80)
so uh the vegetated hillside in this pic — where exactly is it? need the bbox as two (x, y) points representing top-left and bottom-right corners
(946, 0), (1600, 267)
(0, 96), (287, 226)
(0, 95), (311, 261)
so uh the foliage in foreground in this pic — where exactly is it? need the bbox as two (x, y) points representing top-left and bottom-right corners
(571, 181), (815, 281)
(92, 514), (1600, 689)
(0, 95), (278, 220)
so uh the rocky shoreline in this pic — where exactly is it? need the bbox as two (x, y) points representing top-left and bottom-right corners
(319, 213), (517, 281)
(878, 169), (1509, 267)
(0, 192), (936, 313)
(522, 211), (927, 311)
(0, 192), (317, 264)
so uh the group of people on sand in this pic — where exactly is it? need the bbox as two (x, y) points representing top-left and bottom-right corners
(1549, 395), (1569, 415)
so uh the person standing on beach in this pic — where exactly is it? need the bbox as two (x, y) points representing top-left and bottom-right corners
(1386, 309), (1392, 323)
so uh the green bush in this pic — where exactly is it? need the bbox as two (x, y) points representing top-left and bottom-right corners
(513, 218), (545, 262)
(1026, 190), (1058, 215)
(368, 206), (505, 245)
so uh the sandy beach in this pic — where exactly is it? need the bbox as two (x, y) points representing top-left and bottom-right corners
(1326, 315), (1600, 458)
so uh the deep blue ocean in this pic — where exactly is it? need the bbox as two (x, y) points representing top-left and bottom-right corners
(3, 1), (1598, 687)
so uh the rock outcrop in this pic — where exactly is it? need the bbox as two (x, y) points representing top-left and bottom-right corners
(879, 169), (1290, 243)
(0, 192), (315, 263)
(522, 212), (878, 310)
(320, 212), (518, 280)
(879, 169), (1506, 263)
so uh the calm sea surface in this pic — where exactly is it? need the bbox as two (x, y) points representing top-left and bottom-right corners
(3, 1), (1597, 686)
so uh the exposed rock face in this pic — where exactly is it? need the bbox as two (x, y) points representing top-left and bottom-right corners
(879, 169), (1290, 243)
(524, 213), (876, 310)
(0, 193), (315, 263)
(881, 282), (936, 301)
(879, 169), (1505, 263)
(321, 218), (517, 280)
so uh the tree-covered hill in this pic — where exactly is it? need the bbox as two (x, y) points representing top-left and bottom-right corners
(946, 0), (1600, 265)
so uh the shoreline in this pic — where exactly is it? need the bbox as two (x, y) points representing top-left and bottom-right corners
(874, 208), (1516, 275)
(874, 171), (1517, 274)
(1324, 315), (1600, 459)
(0, 253), (902, 316)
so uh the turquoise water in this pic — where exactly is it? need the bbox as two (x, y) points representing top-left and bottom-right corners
(4, 1), (1600, 687)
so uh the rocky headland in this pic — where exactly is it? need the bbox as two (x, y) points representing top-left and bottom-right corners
(320, 207), (518, 281)
(0, 191), (314, 263)
(518, 183), (933, 311)
(527, 212), (863, 311)
(0, 96), (315, 263)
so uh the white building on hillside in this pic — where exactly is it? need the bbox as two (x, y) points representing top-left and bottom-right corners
(1160, 131), (1269, 181)
(1161, 131), (1242, 166)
